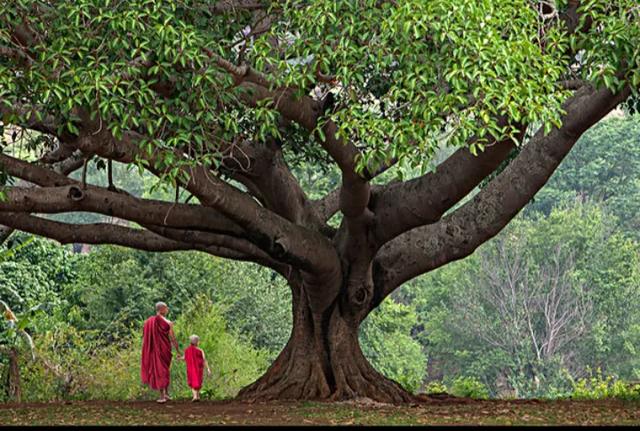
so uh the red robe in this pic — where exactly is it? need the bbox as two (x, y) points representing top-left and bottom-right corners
(141, 315), (172, 390)
(184, 345), (205, 390)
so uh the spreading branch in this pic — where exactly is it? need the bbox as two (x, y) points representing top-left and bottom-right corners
(374, 84), (631, 301)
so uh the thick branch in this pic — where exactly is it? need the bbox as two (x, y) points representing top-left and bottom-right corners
(220, 138), (330, 234)
(375, 84), (630, 300)
(0, 212), (203, 253)
(0, 152), (244, 237)
(371, 122), (524, 247)
(0, 184), (246, 238)
(229, 78), (371, 221)
(0, 153), (76, 187)
(0, 155), (286, 270)
(0, 150), (84, 246)
(311, 188), (340, 223)
(0, 212), (264, 262)
(70, 125), (338, 265)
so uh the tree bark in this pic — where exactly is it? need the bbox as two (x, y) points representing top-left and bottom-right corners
(237, 274), (414, 403)
(8, 348), (21, 402)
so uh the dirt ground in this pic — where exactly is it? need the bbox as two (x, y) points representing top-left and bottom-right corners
(1, 397), (640, 426)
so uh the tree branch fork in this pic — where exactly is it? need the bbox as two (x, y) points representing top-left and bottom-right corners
(0, 82), (630, 317)
(0, 1), (635, 319)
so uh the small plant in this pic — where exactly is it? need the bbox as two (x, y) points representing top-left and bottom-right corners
(424, 380), (448, 395)
(569, 368), (640, 401)
(449, 376), (490, 400)
(199, 388), (214, 400)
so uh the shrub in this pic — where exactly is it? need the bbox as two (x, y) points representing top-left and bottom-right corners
(171, 296), (271, 400)
(424, 381), (448, 395)
(20, 325), (146, 402)
(569, 368), (640, 401)
(19, 298), (269, 401)
(449, 377), (490, 399)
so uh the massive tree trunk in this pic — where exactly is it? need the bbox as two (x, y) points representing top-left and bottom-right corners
(238, 274), (414, 403)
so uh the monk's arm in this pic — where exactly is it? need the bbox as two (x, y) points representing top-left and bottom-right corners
(203, 352), (211, 375)
(168, 323), (182, 356)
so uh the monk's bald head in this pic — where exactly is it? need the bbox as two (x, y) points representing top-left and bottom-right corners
(155, 301), (168, 315)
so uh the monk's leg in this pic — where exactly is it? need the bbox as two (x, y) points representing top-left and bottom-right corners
(157, 388), (167, 403)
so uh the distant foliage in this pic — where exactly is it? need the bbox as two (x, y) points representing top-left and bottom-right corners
(568, 369), (640, 401)
(64, 247), (221, 335)
(172, 296), (271, 400)
(19, 300), (268, 402)
(359, 298), (426, 393)
(449, 377), (490, 400)
(0, 234), (77, 315)
(207, 261), (292, 358)
(527, 115), (640, 239)
(403, 202), (640, 398)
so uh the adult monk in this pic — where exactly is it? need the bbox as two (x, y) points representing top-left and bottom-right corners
(141, 301), (182, 403)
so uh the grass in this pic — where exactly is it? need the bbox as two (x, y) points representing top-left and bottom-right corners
(1, 398), (640, 425)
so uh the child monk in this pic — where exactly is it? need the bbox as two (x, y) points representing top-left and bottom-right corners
(183, 335), (211, 402)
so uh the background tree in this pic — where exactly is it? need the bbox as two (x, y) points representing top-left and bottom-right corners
(526, 114), (640, 238)
(359, 298), (427, 393)
(0, 1), (638, 402)
(0, 301), (47, 402)
(405, 203), (640, 398)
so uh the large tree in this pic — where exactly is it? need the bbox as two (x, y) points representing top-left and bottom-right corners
(0, 0), (638, 402)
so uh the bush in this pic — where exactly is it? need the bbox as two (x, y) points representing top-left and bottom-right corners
(569, 368), (640, 401)
(20, 325), (146, 402)
(424, 381), (448, 395)
(170, 295), (271, 400)
(449, 377), (490, 399)
(19, 298), (269, 401)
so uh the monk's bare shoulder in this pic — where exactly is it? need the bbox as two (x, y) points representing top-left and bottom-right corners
(159, 315), (173, 325)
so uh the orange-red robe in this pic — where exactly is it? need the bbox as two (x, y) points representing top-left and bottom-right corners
(184, 345), (205, 390)
(141, 315), (172, 390)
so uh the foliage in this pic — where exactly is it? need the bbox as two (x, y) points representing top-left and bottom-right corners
(0, 234), (77, 315)
(63, 247), (220, 336)
(423, 380), (448, 395)
(63, 246), (292, 356)
(19, 298), (268, 402)
(207, 260), (291, 357)
(568, 368), (640, 401)
(171, 296), (271, 400)
(2, 1), (638, 179)
(262, 0), (573, 171)
(20, 324), (146, 402)
(449, 377), (490, 400)
(359, 298), (426, 393)
(526, 114), (640, 239)
(403, 202), (640, 398)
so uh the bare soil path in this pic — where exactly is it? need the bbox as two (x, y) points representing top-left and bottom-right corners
(1, 397), (639, 426)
